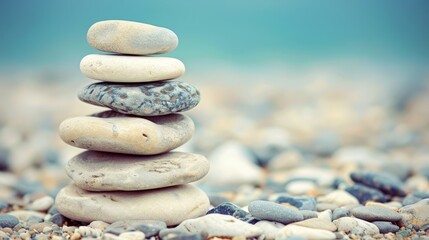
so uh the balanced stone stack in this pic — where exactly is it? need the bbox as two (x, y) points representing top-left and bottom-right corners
(55, 20), (210, 226)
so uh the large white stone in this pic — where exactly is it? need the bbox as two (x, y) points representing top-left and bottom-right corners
(175, 214), (263, 238)
(66, 151), (209, 191)
(87, 20), (178, 55)
(55, 184), (209, 226)
(59, 112), (194, 155)
(80, 54), (185, 83)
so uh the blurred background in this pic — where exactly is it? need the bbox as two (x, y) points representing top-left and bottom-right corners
(0, 0), (429, 198)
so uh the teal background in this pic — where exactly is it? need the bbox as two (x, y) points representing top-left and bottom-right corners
(0, 0), (428, 81)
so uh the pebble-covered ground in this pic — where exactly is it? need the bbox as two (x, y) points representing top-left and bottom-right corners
(0, 73), (429, 240)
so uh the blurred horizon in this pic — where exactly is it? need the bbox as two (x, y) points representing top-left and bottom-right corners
(1, 0), (429, 85)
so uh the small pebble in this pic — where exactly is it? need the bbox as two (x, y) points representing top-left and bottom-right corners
(249, 200), (304, 224)
(275, 225), (336, 240)
(0, 214), (19, 228)
(332, 208), (350, 220)
(372, 221), (400, 233)
(350, 172), (406, 197)
(345, 184), (388, 204)
(351, 206), (402, 222)
(175, 213), (263, 238)
(28, 196), (54, 212)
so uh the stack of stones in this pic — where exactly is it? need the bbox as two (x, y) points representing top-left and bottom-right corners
(55, 20), (210, 226)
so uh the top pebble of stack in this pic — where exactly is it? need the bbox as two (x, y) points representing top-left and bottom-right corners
(87, 20), (178, 55)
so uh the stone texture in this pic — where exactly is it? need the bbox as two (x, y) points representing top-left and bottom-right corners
(333, 217), (379, 235)
(350, 206), (402, 222)
(399, 198), (429, 227)
(372, 221), (399, 233)
(292, 218), (337, 231)
(350, 171), (406, 197)
(66, 151), (209, 191)
(78, 81), (200, 116)
(80, 54), (185, 83)
(59, 112), (194, 155)
(55, 184), (209, 226)
(248, 200), (304, 224)
(255, 221), (284, 240)
(275, 225), (336, 240)
(175, 213), (263, 238)
(87, 20), (178, 55)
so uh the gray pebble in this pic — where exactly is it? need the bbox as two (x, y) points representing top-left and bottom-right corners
(333, 208), (350, 220)
(345, 183), (387, 204)
(300, 210), (318, 219)
(0, 214), (19, 228)
(78, 81), (200, 116)
(159, 229), (204, 240)
(50, 213), (66, 226)
(351, 206), (402, 222)
(350, 171), (406, 197)
(372, 221), (400, 233)
(248, 200), (303, 224)
(27, 216), (44, 223)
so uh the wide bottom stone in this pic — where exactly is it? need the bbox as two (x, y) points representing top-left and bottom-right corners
(55, 184), (209, 226)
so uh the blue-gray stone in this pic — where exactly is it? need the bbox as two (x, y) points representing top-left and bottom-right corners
(275, 196), (317, 211)
(159, 229), (204, 240)
(333, 208), (350, 220)
(48, 206), (60, 216)
(207, 202), (250, 219)
(206, 202), (260, 223)
(50, 213), (67, 226)
(27, 216), (44, 223)
(248, 200), (303, 224)
(0, 201), (8, 210)
(403, 195), (422, 206)
(106, 220), (166, 237)
(78, 81), (200, 116)
(414, 192), (429, 199)
(300, 210), (318, 219)
(345, 184), (388, 204)
(0, 214), (19, 228)
(14, 179), (45, 196)
(351, 206), (402, 222)
(350, 171), (406, 197)
(396, 229), (411, 237)
(372, 221), (400, 233)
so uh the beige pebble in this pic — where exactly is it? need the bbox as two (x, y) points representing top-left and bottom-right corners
(59, 112), (194, 155)
(80, 54), (185, 83)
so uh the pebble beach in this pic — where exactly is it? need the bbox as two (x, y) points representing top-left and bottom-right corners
(1, 20), (429, 240)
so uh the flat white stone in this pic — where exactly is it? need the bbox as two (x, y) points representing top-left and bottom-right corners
(87, 20), (178, 55)
(175, 213), (263, 238)
(275, 225), (336, 240)
(66, 151), (209, 191)
(55, 184), (209, 226)
(59, 112), (194, 155)
(80, 54), (185, 83)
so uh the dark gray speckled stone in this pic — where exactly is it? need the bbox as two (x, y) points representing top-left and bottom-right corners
(78, 81), (200, 116)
